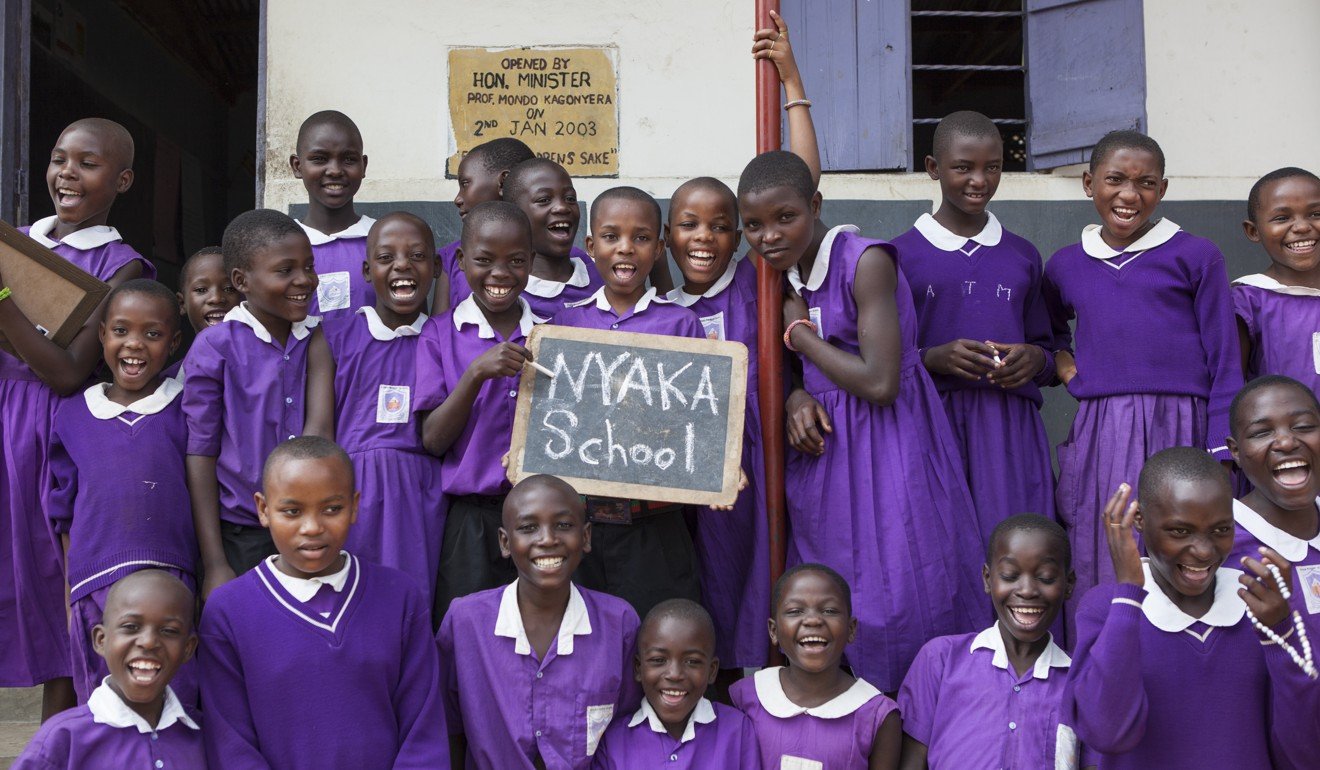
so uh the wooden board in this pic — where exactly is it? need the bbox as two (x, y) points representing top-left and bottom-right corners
(508, 324), (748, 506)
(0, 220), (110, 354)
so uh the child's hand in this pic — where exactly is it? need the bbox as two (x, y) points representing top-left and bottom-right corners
(782, 291), (809, 329)
(1102, 483), (1144, 586)
(751, 10), (802, 89)
(786, 388), (831, 455)
(922, 339), (997, 380)
(1056, 350), (1078, 385)
(469, 342), (532, 382)
(1239, 547), (1295, 629)
(985, 341), (1045, 389)
(202, 563), (238, 602)
(710, 468), (750, 511)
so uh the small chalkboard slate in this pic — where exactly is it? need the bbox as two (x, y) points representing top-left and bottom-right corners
(0, 221), (110, 355)
(508, 324), (748, 506)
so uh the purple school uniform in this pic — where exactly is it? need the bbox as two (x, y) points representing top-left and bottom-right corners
(324, 308), (445, 603)
(1044, 220), (1243, 613)
(1065, 564), (1320, 770)
(730, 667), (899, 770)
(297, 216), (376, 315)
(1, 217), (153, 687)
(667, 258), (769, 667)
(440, 239), (465, 309)
(49, 380), (197, 702)
(1233, 274), (1320, 391)
(898, 625), (1084, 770)
(552, 287), (704, 337)
(892, 214), (1056, 539)
(199, 554), (447, 769)
(13, 681), (204, 770)
(591, 699), (763, 770)
(1229, 498), (1320, 642)
(448, 245), (604, 318)
(414, 296), (544, 497)
(436, 581), (643, 770)
(182, 302), (318, 528)
(784, 225), (985, 692)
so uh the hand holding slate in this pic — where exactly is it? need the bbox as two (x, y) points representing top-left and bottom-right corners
(470, 341), (533, 380)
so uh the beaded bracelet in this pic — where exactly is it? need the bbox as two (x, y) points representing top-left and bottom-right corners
(0, 286), (10, 303)
(783, 318), (816, 352)
(1246, 562), (1316, 679)
(783, 99), (812, 110)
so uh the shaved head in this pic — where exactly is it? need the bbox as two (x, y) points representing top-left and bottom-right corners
(61, 118), (135, 170)
(504, 474), (584, 523)
(296, 110), (363, 154)
(104, 570), (194, 627)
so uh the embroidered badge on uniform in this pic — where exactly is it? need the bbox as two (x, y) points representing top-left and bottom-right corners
(1297, 564), (1320, 614)
(586, 704), (614, 756)
(808, 306), (824, 339)
(780, 756), (824, 770)
(376, 385), (410, 424)
(317, 271), (351, 311)
(1054, 724), (1080, 770)
(699, 311), (726, 341)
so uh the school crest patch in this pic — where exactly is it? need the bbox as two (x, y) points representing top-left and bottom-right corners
(699, 311), (726, 341)
(376, 385), (410, 424)
(317, 271), (351, 311)
(586, 704), (613, 756)
(1297, 564), (1320, 614)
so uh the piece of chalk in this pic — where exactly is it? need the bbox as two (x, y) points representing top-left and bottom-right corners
(527, 359), (557, 378)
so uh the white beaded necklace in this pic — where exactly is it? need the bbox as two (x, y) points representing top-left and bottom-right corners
(1244, 562), (1317, 680)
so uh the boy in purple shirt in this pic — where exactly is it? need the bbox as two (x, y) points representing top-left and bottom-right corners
(592, 598), (762, 769)
(199, 437), (448, 770)
(1, 118), (152, 714)
(49, 280), (197, 705)
(290, 110), (375, 315)
(437, 474), (642, 770)
(184, 209), (335, 598)
(15, 570), (203, 770)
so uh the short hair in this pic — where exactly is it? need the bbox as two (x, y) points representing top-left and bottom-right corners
(1230, 374), (1320, 438)
(295, 110), (362, 154)
(669, 177), (739, 224)
(179, 246), (224, 289)
(461, 200), (532, 250)
(105, 279), (182, 332)
(1089, 129), (1166, 176)
(61, 117), (135, 169)
(986, 513), (1071, 569)
(931, 110), (1001, 160)
(1137, 446), (1228, 508)
(640, 598), (716, 649)
(1246, 167), (1320, 223)
(502, 158), (571, 203)
(503, 474), (585, 524)
(222, 209), (304, 274)
(737, 150), (815, 204)
(262, 436), (354, 488)
(369, 211), (436, 253)
(465, 138), (535, 175)
(103, 570), (195, 629)
(771, 562), (852, 616)
(589, 186), (662, 232)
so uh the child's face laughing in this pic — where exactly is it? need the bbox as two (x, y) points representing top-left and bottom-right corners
(290, 123), (366, 212)
(1244, 175), (1320, 281)
(586, 199), (663, 306)
(1082, 147), (1167, 249)
(46, 125), (133, 231)
(99, 293), (180, 399)
(510, 165), (579, 260)
(179, 253), (240, 332)
(459, 221), (533, 317)
(1138, 478), (1235, 600)
(498, 484), (590, 592)
(634, 616), (717, 739)
(231, 232), (318, 326)
(366, 218), (435, 325)
(769, 571), (855, 674)
(92, 577), (196, 726)
(667, 186), (741, 295)
(982, 529), (1072, 644)
(1229, 384), (1320, 511)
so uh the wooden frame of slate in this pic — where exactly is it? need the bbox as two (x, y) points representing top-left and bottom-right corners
(0, 220), (110, 355)
(508, 324), (749, 506)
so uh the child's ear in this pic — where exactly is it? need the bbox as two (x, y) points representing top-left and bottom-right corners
(1133, 502), (1144, 533)
(1226, 435), (1240, 466)
(581, 520), (592, 555)
(1156, 177), (1169, 201)
(91, 624), (107, 656)
(1242, 219), (1261, 243)
(497, 169), (512, 196)
(733, 229), (742, 253)
(254, 491), (270, 528)
(497, 527), (511, 559)
(923, 155), (940, 180)
(348, 490), (360, 525)
(116, 168), (134, 194)
(362, 259), (370, 280)
(360, 154), (368, 177)
(767, 617), (779, 648)
(182, 632), (199, 664)
(809, 191), (823, 219)
(455, 247), (465, 272)
(175, 291), (186, 317)
(846, 616), (858, 644)
(1064, 569), (1077, 600)
(1081, 171), (1095, 198)
(633, 653), (642, 682)
(290, 153), (303, 178)
(706, 656), (720, 686)
(981, 563), (992, 595)
(584, 235), (595, 259)
(662, 223), (670, 245)
(98, 321), (107, 346)
(231, 267), (248, 295)
(168, 329), (182, 357)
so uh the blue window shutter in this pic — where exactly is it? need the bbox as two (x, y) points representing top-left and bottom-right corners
(781, 0), (909, 171)
(1025, 0), (1146, 170)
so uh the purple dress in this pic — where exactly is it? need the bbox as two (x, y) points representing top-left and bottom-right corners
(324, 308), (446, 605)
(1232, 274), (1320, 390)
(784, 226), (985, 691)
(447, 244), (604, 318)
(591, 699), (763, 770)
(1228, 498), (1320, 642)
(298, 216), (376, 316)
(0, 217), (153, 687)
(730, 667), (899, 770)
(666, 257), (769, 668)
(892, 213), (1057, 541)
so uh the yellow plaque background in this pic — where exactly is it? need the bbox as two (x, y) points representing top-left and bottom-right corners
(447, 47), (619, 177)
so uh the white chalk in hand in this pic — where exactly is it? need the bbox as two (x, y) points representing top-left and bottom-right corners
(527, 359), (557, 379)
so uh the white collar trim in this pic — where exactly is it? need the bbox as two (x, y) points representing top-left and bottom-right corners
(1081, 218), (1181, 260)
(451, 295), (542, 339)
(787, 225), (860, 293)
(666, 258), (739, 306)
(83, 378), (182, 420)
(565, 286), (670, 314)
(87, 679), (197, 734)
(1140, 560), (1245, 633)
(751, 667), (880, 719)
(224, 302), (320, 344)
(525, 256), (591, 297)
(27, 215), (123, 250)
(264, 552), (353, 603)
(969, 622), (1070, 679)
(913, 212), (1003, 251)
(1233, 498), (1320, 563)
(628, 697), (715, 743)
(297, 215), (375, 246)
(1232, 273), (1320, 297)
(358, 306), (427, 340)
(493, 580), (592, 656)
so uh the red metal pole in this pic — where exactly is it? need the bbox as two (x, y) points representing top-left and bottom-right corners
(754, 0), (786, 665)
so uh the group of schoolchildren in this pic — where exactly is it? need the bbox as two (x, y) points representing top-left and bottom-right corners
(5, 16), (1320, 769)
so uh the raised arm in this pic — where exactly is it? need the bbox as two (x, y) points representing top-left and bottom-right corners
(752, 10), (820, 188)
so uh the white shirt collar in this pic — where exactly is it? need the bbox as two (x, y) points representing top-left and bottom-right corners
(565, 286), (670, 314)
(628, 697), (716, 743)
(296, 215), (375, 246)
(751, 666), (881, 719)
(1233, 498), (1320, 563)
(27, 215), (123, 250)
(787, 224), (860, 293)
(493, 579), (592, 656)
(87, 679), (198, 734)
(666, 258), (740, 307)
(83, 377), (183, 420)
(913, 211), (1003, 251)
(1232, 273), (1320, 297)
(264, 552), (353, 603)
(1140, 560), (1245, 633)
(525, 256), (591, 298)
(357, 306), (427, 340)
(969, 622), (1071, 680)
(451, 295), (543, 339)
(1081, 218), (1181, 260)
(224, 302), (320, 344)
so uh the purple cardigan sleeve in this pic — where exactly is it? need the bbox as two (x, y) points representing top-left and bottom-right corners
(1042, 255), (1075, 356)
(434, 610), (464, 737)
(393, 582), (451, 769)
(1261, 620), (1320, 770)
(1065, 582), (1150, 755)
(198, 605), (276, 770)
(1192, 250), (1243, 458)
(1024, 247), (1059, 387)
